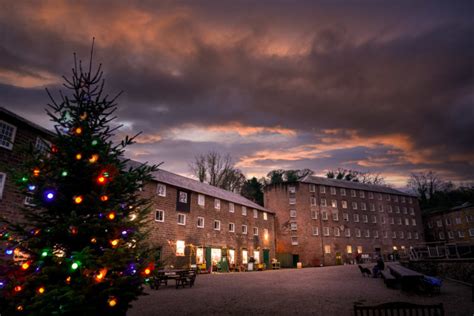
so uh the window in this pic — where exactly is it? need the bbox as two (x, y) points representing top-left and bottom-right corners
(402, 207), (407, 214)
(378, 193), (383, 200)
(353, 214), (359, 222)
(177, 213), (186, 225)
(351, 190), (356, 197)
(436, 220), (442, 227)
(320, 199), (327, 207)
(309, 184), (316, 192)
(387, 205), (393, 213)
(263, 212), (268, 221)
(214, 220), (221, 230)
(412, 218), (416, 226)
(288, 186), (296, 194)
(455, 217), (461, 224)
(197, 217), (205, 228)
(331, 200), (337, 208)
(409, 207), (414, 215)
(229, 222), (235, 232)
(394, 196), (399, 202)
(155, 210), (164, 222)
(198, 194), (205, 206)
(229, 203), (235, 213)
(320, 186), (326, 193)
(310, 196), (317, 206)
(334, 227), (340, 236)
(345, 228), (351, 237)
(346, 245), (353, 253)
(323, 227), (330, 236)
(383, 231), (388, 238)
(343, 213), (349, 221)
(253, 209), (258, 219)
(356, 229), (361, 237)
(395, 206), (400, 213)
(360, 191), (365, 198)
(0, 120), (16, 150)
(341, 200), (347, 209)
(176, 240), (185, 256)
(409, 197), (413, 204)
(322, 211), (328, 220)
(407, 232), (412, 239)
(253, 227), (259, 236)
(381, 215), (385, 224)
(386, 194), (391, 201)
(290, 209), (297, 218)
(390, 217), (395, 225)
(357, 246), (363, 253)
(397, 218), (402, 225)
(24, 196), (36, 206)
(157, 183), (166, 197)
(179, 191), (188, 203)
(332, 212), (339, 221)
(445, 218), (451, 225)
(469, 228), (474, 237)
(242, 225), (248, 234)
(352, 202), (358, 210)
(311, 210), (318, 219)
(242, 250), (248, 264)
(253, 251), (260, 264)
(330, 187), (336, 195)
(401, 196), (406, 203)
(214, 199), (221, 210)
(365, 230), (370, 238)
(290, 223), (297, 231)
(372, 215), (377, 223)
(289, 197), (296, 205)
(392, 231), (397, 239)
(399, 231), (404, 239)
(362, 215), (368, 223)
(368, 192), (374, 199)
(242, 206), (247, 216)
(340, 188), (346, 196)
(439, 232), (445, 240)
(361, 202), (367, 211)
(0, 172), (5, 199)
(370, 204), (375, 212)
(35, 137), (51, 155)
(312, 227), (319, 236)
(458, 230), (465, 238)
(374, 231), (379, 238)
(405, 218), (410, 226)
(378, 205), (384, 212)
(291, 236), (298, 245)
(324, 245), (331, 254)
(228, 249), (235, 265)
(414, 232), (419, 239)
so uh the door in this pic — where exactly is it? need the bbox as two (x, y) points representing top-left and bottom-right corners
(335, 252), (342, 265)
(263, 249), (270, 269)
(205, 247), (212, 271)
(292, 254), (299, 267)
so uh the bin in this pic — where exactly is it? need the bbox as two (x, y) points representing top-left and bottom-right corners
(248, 262), (254, 271)
(297, 262), (302, 269)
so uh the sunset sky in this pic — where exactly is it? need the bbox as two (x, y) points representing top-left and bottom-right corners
(1, 1), (473, 187)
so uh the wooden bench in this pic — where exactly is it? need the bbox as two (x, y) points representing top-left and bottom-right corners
(175, 270), (197, 289)
(354, 302), (444, 316)
(380, 270), (397, 288)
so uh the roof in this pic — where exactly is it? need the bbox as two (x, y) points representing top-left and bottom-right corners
(127, 160), (273, 214)
(0, 107), (55, 137)
(422, 202), (473, 216)
(299, 175), (416, 197)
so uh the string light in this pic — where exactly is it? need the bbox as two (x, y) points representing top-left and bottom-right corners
(74, 196), (83, 204)
(75, 153), (82, 160)
(51, 145), (58, 153)
(108, 296), (117, 307)
(97, 176), (106, 184)
(71, 262), (80, 270)
(100, 195), (109, 202)
(41, 250), (48, 257)
(14, 285), (22, 292)
(65, 276), (71, 284)
(90, 237), (97, 244)
(69, 226), (78, 235)
(74, 127), (82, 135)
(16, 305), (23, 311)
(5, 249), (13, 255)
(61, 171), (68, 177)
(33, 168), (40, 176)
(44, 190), (56, 201)
(107, 212), (115, 220)
(21, 177), (28, 182)
(28, 184), (36, 191)
(37, 286), (45, 294)
(21, 262), (30, 270)
(91, 140), (98, 146)
(89, 154), (99, 163)
(110, 239), (119, 247)
(144, 268), (151, 275)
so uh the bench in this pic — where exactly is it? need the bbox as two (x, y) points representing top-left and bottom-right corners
(380, 270), (397, 288)
(354, 302), (444, 316)
(388, 264), (424, 291)
(175, 270), (197, 289)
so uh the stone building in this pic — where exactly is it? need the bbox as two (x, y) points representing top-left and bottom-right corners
(0, 107), (54, 223)
(423, 202), (474, 243)
(264, 176), (424, 267)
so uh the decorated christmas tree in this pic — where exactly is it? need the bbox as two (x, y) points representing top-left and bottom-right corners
(0, 44), (158, 315)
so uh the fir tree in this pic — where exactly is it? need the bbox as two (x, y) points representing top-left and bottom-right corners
(0, 43), (158, 315)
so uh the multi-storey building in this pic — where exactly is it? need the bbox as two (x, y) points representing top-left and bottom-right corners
(423, 203), (474, 242)
(0, 107), (54, 223)
(264, 176), (424, 267)
(137, 165), (276, 270)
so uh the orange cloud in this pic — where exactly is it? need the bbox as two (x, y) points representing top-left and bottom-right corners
(206, 122), (297, 137)
(0, 69), (60, 88)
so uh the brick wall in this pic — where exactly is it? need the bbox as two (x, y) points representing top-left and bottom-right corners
(423, 206), (474, 242)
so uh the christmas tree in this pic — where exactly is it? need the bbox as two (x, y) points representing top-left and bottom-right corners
(0, 43), (158, 315)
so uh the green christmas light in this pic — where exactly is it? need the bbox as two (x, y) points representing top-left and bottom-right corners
(41, 251), (48, 257)
(21, 177), (28, 183)
(61, 171), (68, 177)
(91, 140), (98, 146)
(71, 262), (80, 270)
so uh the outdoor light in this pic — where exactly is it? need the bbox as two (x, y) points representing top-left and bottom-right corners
(108, 296), (117, 307)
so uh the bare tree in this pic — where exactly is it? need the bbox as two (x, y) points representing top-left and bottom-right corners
(266, 169), (314, 184)
(326, 168), (385, 185)
(189, 151), (245, 192)
(407, 171), (445, 203)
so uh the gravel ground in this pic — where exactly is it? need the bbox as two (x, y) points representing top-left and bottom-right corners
(129, 264), (474, 316)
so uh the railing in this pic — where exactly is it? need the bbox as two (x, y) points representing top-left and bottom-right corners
(408, 241), (474, 260)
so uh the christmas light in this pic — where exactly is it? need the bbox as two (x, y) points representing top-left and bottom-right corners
(75, 153), (82, 160)
(33, 168), (40, 176)
(14, 285), (22, 292)
(61, 171), (68, 177)
(90, 237), (97, 243)
(69, 226), (78, 235)
(97, 176), (106, 184)
(0, 280), (5, 289)
(110, 239), (119, 247)
(108, 296), (117, 307)
(21, 262), (30, 270)
(80, 112), (87, 120)
(71, 262), (80, 270)
(41, 250), (48, 257)
(65, 276), (71, 284)
(37, 286), (45, 294)
(51, 145), (58, 153)
(28, 184), (36, 191)
(16, 305), (24, 311)
(21, 176), (28, 182)
(107, 212), (115, 220)
(103, 172), (110, 178)
(100, 195), (109, 202)
(74, 196), (83, 204)
(121, 230), (128, 236)
(75, 127), (82, 135)
(144, 268), (151, 275)
(5, 249), (13, 255)
(89, 154), (99, 163)
(44, 190), (56, 201)
(91, 139), (98, 146)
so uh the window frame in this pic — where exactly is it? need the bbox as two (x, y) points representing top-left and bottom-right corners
(214, 220), (221, 231)
(157, 183), (166, 197)
(155, 209), (165, 222)
(0, 120), (17, 150)
(197, 216), (205, 228)
(177, 213), (186, 225)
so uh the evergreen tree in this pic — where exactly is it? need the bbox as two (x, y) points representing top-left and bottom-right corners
(0, 45), (158, 315)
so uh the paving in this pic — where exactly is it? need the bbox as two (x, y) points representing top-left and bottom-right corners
(129, 264), (474, 316)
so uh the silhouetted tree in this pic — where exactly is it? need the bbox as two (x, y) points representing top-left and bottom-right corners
(241, 177), (264, 206)
(326, 168), (385, 185)
(266, 169), (313, 184)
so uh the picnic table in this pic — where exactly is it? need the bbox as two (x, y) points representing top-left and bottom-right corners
(151, 269), (190, 289)
(387, 264), (424, 291)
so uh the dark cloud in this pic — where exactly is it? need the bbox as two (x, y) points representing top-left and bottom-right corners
(0, 0), (473, 185)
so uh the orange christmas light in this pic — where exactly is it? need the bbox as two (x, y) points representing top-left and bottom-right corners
(107, 212), (115, 220)
(74, 196), (83, 204)
(33, 168), (40, 177)
(108, 296), (117, 307)
(37, 286), (45, 294)
(110, 239), (119, 247)
(97, 176), (106, 184)
(95, 268), (107, 282)
(75, 153), (82, 160)
(14, 285), (22, 292)
(17, 305), (24, 311)
(100, 195), (109, 202)
(144, 268), (151, 275)
(21, 262), (30, 270)
(74, 127), (82, 135)
(65, 276), (71, 284)
(91, 237), (97, 244)
(89, 154), (99, 163)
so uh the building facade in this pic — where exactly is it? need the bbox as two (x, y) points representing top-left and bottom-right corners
(139, 167), (276, 270)
(423, 203), (474, 243)
(264, 176), (424, 267)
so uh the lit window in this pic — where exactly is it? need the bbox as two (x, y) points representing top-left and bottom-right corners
(196, 247), (204, 264)
(177, 213), (186, 225)
(290, 210), (297, 218)
(197, 217), (204, 228)
(312, 227), (319, 236)
(341, 200), (347, 209)
(263, 212), (268, 220)
(340, 188), (346, 196)
(242, 250), (248, 264)
(331, 200), (337, 208)
(0, 172), (5, 199)
(357, 246), (363, 253)
(291, 237), (298, 245)
(229, 222), (235, 232)
(0, 120), (16, 150)
(324, 245), (331, 254)
(229, 203), (235, 213)
(242, 225), (248, 234)
(228, 249), (235, 264)
(323, 227), (330, 236)
(253, 209), (258, 219)
(214, 199), (221, 210)
(352, 202), (358, 210)
(253, 251), (260, 264)
(157, 183), (166, 197)
(242, 206), (247, 216)
(253, 227), (259, 235)
(311, 210), (318, 219)
(155, 210), (164, 222)
(320, 199), (327, 207)
(198, 194), (205, 206)
(214, 220), (221, 231)
(346, 245), (352, 253)
(176, 240), (185, 256)
(320, 186), (326, 193)
(309, 184), (316, 192)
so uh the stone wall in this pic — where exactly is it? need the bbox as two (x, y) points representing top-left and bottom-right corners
(406, 259), (474, 284)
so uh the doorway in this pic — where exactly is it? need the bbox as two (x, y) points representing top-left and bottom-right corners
(292, 254), (299, 267)
(263, 249), (270, 268)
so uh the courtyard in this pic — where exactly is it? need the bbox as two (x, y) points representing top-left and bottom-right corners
(129, 265), (473, 315)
